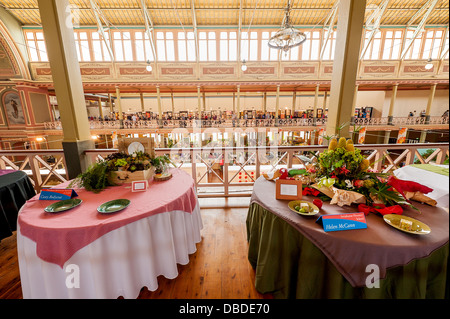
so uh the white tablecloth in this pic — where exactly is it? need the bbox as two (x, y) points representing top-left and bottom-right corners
(17, 204), (202, 299)
(394, 165), (449, 209)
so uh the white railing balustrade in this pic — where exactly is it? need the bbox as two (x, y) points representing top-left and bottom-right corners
(2, 143), (446, 196)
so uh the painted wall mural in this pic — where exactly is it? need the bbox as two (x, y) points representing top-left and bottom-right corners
(0, 39), (17, 78)
(1, 90), (25, 125)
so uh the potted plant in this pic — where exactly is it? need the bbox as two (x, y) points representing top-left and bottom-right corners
(107, 151), (155, 185)
(152, 155), (173, 181)
(69, 151), (158, 192)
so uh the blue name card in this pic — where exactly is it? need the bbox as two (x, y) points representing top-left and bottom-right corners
(39, 189), (78, 200)
(316, 212), (367, 232)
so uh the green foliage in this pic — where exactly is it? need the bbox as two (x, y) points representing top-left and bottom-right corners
(114, 158), (128, 167)
(368, 179), (407, 206)
(414, 148), (449, 164)
(69, 160), (114, 193)
(106, 151), (152, 172)
(317, 147), (365, 180)
(69, 151), (170, 193)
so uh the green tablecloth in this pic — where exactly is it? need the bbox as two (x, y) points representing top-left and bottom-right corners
(0, 171), (35, 241)
(246, 203), (449, 299)
(409, 164), (449, 176)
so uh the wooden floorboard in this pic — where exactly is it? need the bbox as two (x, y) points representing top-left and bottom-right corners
(0, 200), (272, 299)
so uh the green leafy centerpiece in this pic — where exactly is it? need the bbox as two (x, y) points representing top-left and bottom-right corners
(69, 152), (171, 193)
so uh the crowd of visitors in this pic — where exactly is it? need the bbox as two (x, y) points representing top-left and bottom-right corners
(81, 107), (447, 123)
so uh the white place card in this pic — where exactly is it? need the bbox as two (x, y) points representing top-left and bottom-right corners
(132, 180), (148, 192)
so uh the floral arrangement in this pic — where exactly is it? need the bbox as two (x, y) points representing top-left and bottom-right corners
(69, 152), (171, 193)
(269, 137), (436, 216)
(105, 151), (152, 172)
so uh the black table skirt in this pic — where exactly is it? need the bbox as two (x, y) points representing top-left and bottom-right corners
(0, 171), (35, 241)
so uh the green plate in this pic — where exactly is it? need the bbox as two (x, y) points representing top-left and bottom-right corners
(44, 198), (82, 213)
(97, 199), (130, 214)
(383, 214), (431, 235)
(288, 200), (320, 216)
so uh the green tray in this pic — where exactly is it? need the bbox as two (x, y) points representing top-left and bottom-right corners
(44, 198), (82, 213)
(97, 199), (130, 214)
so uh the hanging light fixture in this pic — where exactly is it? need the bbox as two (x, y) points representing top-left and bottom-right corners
(241, 60), (247, 71)
(425, 58), (433, 70)
(146, 60), (152, 72)
(268, 0), (306, 52)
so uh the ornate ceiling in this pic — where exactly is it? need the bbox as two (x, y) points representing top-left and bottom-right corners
(0, 0), (448, 27)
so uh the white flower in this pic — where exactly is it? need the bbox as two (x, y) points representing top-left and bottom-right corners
(345, 179), (354, 189)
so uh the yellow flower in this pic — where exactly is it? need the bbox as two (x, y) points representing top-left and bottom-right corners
(338, 137), (347, 149)
(328, 138), (338, 150)
(346, 139), (355, 151)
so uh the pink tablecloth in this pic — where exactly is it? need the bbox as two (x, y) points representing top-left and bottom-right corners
(0, 169), (14, 176)
(18, 169), (197, 268)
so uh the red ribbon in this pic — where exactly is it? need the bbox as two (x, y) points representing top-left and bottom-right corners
(358, 203), (403, 216)
(302, 187), (320, 196)
(279, 168), (289, 179)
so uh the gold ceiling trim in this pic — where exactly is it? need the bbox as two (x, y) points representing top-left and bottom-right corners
(0, 0), (448, 27)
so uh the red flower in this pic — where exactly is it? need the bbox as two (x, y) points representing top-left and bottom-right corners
(313, 199), (323, 209)
(354, 180), (364, 188)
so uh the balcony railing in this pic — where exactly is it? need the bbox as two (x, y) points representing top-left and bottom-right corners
(1, 143), (448, 196)
(43, 116), (448, 130)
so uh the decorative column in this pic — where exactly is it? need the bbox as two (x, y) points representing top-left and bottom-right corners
(37, 0), (94, 178)
(98, 96), (104, 119)
(292, 91), (296, 115)
(140, 92), (145, 113)
(325, 0), (366, 139)
(115, 86), (124, 128)
(233, 91), (236, 114)
(313, 84), (319, 124)
(350, 84), (359, 122)
(237, 85), (241, 119)
(275, 84), (280, 124)
(171, 92), (175, 114)
(157, 86), (162, 127)
(387, 83), (398, 125)
(424, 83), (437, 123)
(108, 93), (113, 113)
(263, 92), (267, 113)
(202, 91), (206, 112)
(197, 85), (202, 118)
(419, 83), (437, 142)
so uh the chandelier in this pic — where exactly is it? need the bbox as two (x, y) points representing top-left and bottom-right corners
(268, 0), (307, 52)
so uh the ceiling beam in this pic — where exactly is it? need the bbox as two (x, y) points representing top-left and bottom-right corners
(6, 6), (448, 11)
(140, 0), (158, 67)
(320, 0), (339, 60)
(190, 0), (199, 64)
(359, 0), (389, 60)
(89, 0), (114, 61)
(238, 0), (242, 65)
(400, 0), (439, 60)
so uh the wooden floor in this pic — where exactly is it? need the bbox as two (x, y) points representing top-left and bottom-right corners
(0, 197), (273, 299)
